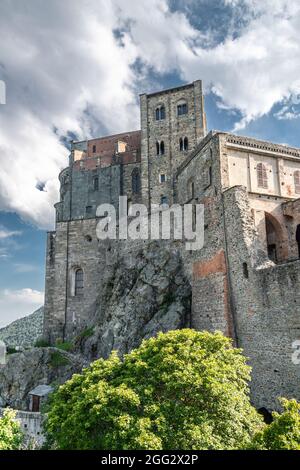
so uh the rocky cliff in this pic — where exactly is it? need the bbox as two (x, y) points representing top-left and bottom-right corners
(75, 241), (192, 360)
(0, 347), (86, 410)
(0, 307), (44, 349)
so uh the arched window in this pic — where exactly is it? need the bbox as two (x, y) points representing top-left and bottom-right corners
(155, 105), (165, 120)
(160, 141), (165, 155)
(75, 269), (84, 296)
(257, 163), (268, 189)
(294, 170), (300, 194)
(177, 100), (188, 116)
(179, 138), (183, 152)
(184, 137), (188, 151)
(132, 168), (141, 194)
(188, 178), (195, 199)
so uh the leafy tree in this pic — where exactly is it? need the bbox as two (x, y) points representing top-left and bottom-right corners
(250, 398), (300, 450)
(44, 329), (263, 450)
(0, 409), (23, 450)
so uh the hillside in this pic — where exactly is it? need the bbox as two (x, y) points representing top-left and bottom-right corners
(0, 306), (44, 349)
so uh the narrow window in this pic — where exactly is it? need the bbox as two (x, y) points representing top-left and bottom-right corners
(184, 137), (188, 151)
(93, 177), (99, 191)
(294, 170), (300, 194)
(155, 108), (160, 120)
(75, 269), (84, 296)
(160, 141), (165, 155)
(156, 141), (160, 156)
(160, 174), (166, 183)
(86, 206), (92, 215)
(132, 168), (141, 194)
(160, 105), (165, 120)
(188, 179), (195, 199)
(92, 145), (96, 153)
(257, 163), (268, 189)
(179, 138), (183, 152)
(243, 262), (249, 279)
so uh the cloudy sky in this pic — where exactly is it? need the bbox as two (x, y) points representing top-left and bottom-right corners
(0, 0), (300, 327)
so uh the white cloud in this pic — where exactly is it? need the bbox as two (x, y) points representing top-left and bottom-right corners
(1, 0), (300, 229)
(0, 227), (22, 240)
(0, 288), (44, 327)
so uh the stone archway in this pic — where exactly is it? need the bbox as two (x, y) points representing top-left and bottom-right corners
(265, 212), (286, 263)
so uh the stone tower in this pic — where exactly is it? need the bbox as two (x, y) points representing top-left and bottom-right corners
(140, 80), (206, 207)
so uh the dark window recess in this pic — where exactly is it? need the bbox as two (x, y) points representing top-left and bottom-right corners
(160, 196), (168, 205)
(160, 141), (165, 155)
(156, 141), (160, 156)
(75, 269), (84, 296)
(177, 103), (188, 116)
(179, 138), (183, 151)
(92, 145), (96, 153)
(86, 206), (92, 215)
(93, 177), (99, 191)
(184, 137), (188, 151)
(160, 174), (166, 183)
(243, 262), (249, 279)
(132, 168), (141, 194)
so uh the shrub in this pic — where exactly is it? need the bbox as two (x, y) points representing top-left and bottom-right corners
(0, 409), (23, 450)
(45, 329), (263, 450)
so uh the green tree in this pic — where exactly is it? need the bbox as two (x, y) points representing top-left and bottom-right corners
(45, 329), (263, 450)
(250, 398), (300, 450)
(0, 409), (23, 450)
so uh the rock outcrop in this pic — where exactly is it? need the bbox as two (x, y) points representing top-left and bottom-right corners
(0, 307), (44, 349)
(0, 347), (86, 410)
(76, 241), (192, 360)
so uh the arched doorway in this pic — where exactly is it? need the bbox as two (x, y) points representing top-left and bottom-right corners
(296, 224), (300, 259)
(265, 213), (285, 263)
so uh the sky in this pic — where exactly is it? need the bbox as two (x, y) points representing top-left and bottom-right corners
(0, 0), (300, 327)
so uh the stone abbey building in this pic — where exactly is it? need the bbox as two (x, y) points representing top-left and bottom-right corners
(44, 80), (300, 410)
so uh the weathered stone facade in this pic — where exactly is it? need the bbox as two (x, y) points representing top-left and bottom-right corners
(44, 80), (300, 410)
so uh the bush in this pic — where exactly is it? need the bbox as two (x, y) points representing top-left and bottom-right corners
(45, 329), (263, 450)
(34, 338), (50, 348)
(250, 398), (300, 450)
(49, 351), (70, 367)
(0, 409), (23, 450)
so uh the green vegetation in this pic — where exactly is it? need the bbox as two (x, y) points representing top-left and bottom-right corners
(49, 351), (70, 367)
(76, 326), (94, 342)
(6, 346), (18, 354)
(250, 398), (300, 450)
(0, 409), (23, 450)
(34, 338), (50, 348)
(44, 329), (264, 450)
(55, 339), (73, 352)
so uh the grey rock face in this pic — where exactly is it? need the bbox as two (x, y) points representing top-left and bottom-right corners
(0, 347), (86, 410)
(76, 241), (191, 360)
(0, 307), (44, 349)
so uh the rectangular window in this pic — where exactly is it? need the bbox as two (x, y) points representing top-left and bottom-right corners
(92, 144), (96, 153)
(159, 174), (166, 183)
(94, 177), (99, 191)
(86, 206), (93, 215)
(177, 103), (188, 116)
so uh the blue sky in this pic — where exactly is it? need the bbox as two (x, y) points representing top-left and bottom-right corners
(0, 0), (300, 326)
